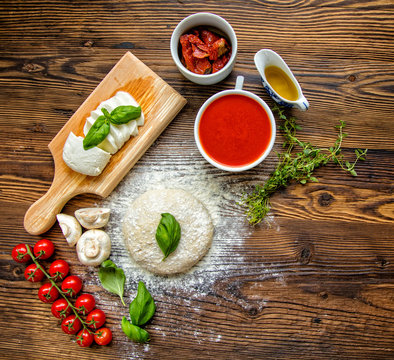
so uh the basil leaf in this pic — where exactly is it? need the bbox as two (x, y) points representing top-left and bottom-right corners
(98, 260), (126, 306)
(155, 213), (181, 261)
(129, 281), (156, 326)
(121, 316), (150, 343)
(101, 107), (111, 120)
(110, 105), (141, 125)
(83, 115), (110, 150)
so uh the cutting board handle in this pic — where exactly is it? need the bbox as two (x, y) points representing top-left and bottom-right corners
(24, 178), (78, 235)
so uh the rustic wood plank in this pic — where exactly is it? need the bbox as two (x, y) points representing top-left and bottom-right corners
(1, 55), (393, 150)
(1, 0), (393, 359)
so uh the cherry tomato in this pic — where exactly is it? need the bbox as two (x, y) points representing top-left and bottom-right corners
(75, 294), (96, 315)
(94, 327), (112, 346)
(61, 315), (82, 334)
(49, 259), (69, 281)
(24, 264), (44, 282)
(61, 275), (82, 297)
(38, 283), (59, 303)
(77, 329), (94, 347)
(11, 244), (31, 263)
(51, 298), (72, 319)
(86, 308), (106, 329)
(33, 239), (55, 260)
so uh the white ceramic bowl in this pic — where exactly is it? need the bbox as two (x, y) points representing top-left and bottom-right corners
(170, 12), (237, 85)
(194, 76), (276, 172)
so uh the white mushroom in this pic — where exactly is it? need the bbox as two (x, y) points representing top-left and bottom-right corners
(75, 208), (111, 229)
(76, 229), (111, 266)
(56, 214), (82, 246)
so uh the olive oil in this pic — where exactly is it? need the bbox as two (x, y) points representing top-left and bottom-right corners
(264, 65), (299, 101)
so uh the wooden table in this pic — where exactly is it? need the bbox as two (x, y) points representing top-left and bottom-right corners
(1, 1), (393, 359)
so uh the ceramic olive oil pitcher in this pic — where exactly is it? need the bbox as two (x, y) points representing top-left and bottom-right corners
(254, 49), (309, 111)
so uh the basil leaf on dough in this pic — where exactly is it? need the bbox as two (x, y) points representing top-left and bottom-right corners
(98, 260), (126, 306)
(121, 316), (150, 343)
(155, 213), (181, 261)
(110, 105), (141, 125)
(83, 115), (110, 150)
(129, 281), (156, 326)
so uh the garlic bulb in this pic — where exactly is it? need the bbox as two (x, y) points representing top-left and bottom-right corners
(76, 229), (111, 266)
(75, 208), (111, 229)
(56, 214), (82, 246)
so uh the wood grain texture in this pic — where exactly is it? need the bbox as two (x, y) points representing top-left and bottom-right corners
(1, 0), (393, 359)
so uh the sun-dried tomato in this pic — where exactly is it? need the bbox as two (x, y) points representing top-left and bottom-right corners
(192, 44), (209, 59)
(179, 27), (231, 75)
(200, 29), (220, 47)
(212, 52), (231, 73)
(180, 34), (195, 72)
(194, 57), (212, 74)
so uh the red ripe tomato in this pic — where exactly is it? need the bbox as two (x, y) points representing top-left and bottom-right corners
(33, 239), (55, 260)
(11, 244), (31, 263)
(61, 275), (82, 297)
(94, 327), (112, 346)
(49, 259), (69, 281)
(77, 329), (94, 347)
(75, 294), (96, 315)
(86, 309), (106, 329)
(24, 264), (44, 282)
(38, 283), (59, 303)
(61, 315), (82, 335)
(51, 298), (72, 319)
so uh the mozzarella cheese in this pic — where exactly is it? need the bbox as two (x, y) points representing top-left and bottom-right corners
(63, 91), (144, 176)
(83, 91), (144, 154)
(63, 132), (111, 176)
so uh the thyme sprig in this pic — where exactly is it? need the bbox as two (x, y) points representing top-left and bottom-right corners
(241, 104), (367, 225)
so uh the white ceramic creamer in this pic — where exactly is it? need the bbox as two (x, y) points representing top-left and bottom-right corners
(254, 49), (309, 111)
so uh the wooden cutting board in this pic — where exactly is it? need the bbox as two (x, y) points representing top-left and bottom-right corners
(24, 51), (187, 235)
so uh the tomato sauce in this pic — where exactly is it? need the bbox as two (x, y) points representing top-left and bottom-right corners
(198, 94), (272, 167)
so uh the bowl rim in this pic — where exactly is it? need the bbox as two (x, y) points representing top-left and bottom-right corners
(170, 12), (238, 79)
(194, 89), (276, 172)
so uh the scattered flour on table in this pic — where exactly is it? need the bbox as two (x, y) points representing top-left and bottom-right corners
(101, 162), (261, 296)
(98, 161), (278, 352)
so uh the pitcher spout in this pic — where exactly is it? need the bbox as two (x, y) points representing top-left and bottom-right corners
(294, 96), (309, 111)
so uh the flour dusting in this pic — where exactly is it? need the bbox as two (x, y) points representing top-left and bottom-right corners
(101, 161), (259, 296)
(96, 158), (280, 355)
(123, 188), (214, 275)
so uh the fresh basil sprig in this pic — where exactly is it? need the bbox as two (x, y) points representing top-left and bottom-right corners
(129, 281), (156, 326)
(110, 105), (141, 125)
(98, 263), (156, 343)
(156, 213), (181, 261)
(83, 115), (110, 150)
(121, 316), (150, 343)
(121, 281), (156, 343)
(98, 260), (126, 306)
(82, 105), (141, 150)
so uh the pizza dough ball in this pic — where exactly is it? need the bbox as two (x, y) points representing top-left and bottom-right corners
(122, 189), (214, 275)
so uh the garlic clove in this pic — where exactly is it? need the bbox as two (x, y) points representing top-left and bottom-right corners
(76, 229), (111, 266)
(75, 208), (111, 229)
(56, 213), (82, 246)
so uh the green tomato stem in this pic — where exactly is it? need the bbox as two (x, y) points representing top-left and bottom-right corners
(25, 245), (94, 334)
